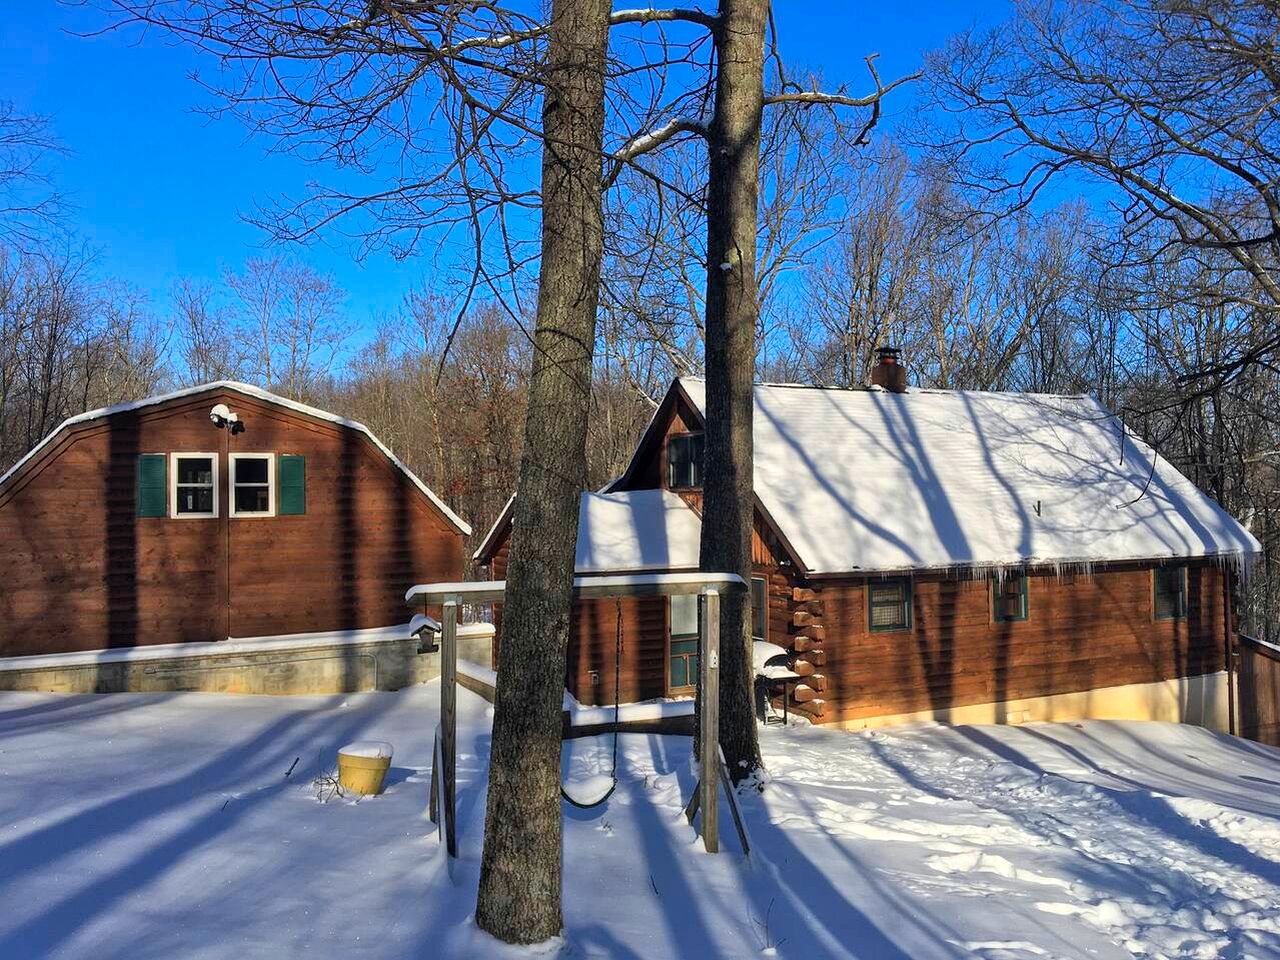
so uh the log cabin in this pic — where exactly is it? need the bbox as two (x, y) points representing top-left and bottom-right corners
(476, 354), (1261, 731)
(0, 382), (474, 691)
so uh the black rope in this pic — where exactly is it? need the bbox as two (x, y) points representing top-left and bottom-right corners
(560, 596), (623, 810)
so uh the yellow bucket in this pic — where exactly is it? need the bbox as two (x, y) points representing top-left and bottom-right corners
(337, 741), (393, 796)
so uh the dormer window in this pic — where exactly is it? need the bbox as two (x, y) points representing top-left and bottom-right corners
(667, 433), (704, 490)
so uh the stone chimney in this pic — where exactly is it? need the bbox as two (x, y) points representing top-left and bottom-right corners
(870, 346), (908, 393)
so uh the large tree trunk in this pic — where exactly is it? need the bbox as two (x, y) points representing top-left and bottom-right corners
(475, 0), (611, 944)
(700, 0), (766, 782)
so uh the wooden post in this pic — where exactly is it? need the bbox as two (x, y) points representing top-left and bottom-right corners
(442, 599), (458, 858)
(700, 587), (720, 853)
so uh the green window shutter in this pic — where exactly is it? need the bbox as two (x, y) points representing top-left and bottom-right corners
(278, 455), (306, 515)
(137, 454), (167, 518)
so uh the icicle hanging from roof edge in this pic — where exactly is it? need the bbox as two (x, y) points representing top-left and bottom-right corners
(1214, 548), (1255, 586)
(942, 559), (1094, 584)
(869, 550), (1254, 586)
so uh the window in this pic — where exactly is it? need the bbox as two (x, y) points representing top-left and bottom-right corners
(170, 453), (217, 518)
(868, 579), (911, 632)
(667, 433), (704, 490)
(230, 453), (275, 517)
(751, 577), (768, 641)
(668, 592), (700, 692)
(1154, 566), (1187, 621)
(992, 574), (1029, 622)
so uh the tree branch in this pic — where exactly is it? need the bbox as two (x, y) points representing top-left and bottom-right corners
(609, 8), (719, 30)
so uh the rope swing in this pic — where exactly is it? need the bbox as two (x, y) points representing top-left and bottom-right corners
(560, 597), (623, 809)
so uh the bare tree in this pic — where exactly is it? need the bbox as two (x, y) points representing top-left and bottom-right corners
(696, 0), (768, 781)
(475, 0), (613, 944)
(171, 277), (242, 384)
(927, 0), (1280, 385)
(225, 256), (348, 399)
(0, 242), (164, 470)
(0, 102), (65, 249)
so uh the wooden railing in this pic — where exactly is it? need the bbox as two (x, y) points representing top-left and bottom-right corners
(1236, 633), (1280, 747)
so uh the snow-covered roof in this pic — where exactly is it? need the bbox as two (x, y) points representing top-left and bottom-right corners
(0, 381), (471, 536)
(575, 489), (702, 574)
(472, 494), (517, 563)
(672, 378), (1259, 576)
(472, 488), (703, 572)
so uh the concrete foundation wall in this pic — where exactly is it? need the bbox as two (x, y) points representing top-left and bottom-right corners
(828, 671), (1232, 734)
(0, 628), (495, 696)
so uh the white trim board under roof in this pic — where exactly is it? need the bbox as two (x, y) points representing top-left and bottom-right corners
(621, 378), (1260, 577)
(0, 381), (470, 536)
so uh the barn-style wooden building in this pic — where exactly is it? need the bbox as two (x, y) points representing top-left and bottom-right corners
(476, 361), (1260, 731)
(0, 382), (469, 664)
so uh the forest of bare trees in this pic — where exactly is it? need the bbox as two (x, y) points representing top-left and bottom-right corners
(5, 131), (1276, 642)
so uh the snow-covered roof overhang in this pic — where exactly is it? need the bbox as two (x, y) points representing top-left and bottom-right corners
(473, 494), (516, 564)
(575, 489), (701, 574)
(672, 378), (1260, 576)
(0, 381), (471, 536)
(474, 488), (703, 574)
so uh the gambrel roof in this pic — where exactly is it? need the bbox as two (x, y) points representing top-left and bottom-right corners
(612, 378), (1260, 577)
(0, 381), (471, 535)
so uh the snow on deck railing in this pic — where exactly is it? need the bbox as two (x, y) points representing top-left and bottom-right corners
(405, 571), (746, 607)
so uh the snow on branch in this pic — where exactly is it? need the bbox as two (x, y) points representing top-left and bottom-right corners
(764, 55), (920, 144)
(610, 8), (719, 29)
(410, 7), (717, 60)
(612, 117), (709, 162)
(764, 90), (891, 108)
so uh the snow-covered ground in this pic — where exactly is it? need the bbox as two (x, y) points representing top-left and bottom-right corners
(2, 685), (1279, 959)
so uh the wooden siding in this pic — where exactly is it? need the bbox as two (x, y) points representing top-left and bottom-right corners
(485, 500), (791, 705)
(486, 538), (670, 705)
(0, 389), (463, 658)
(792, 563), (1229, 723)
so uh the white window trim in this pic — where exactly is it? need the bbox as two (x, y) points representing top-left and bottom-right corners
(229, 452), (276, 518)
(170, 452), (219, 519)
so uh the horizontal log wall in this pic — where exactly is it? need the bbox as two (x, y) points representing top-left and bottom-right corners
(795, 563), (1228, 724)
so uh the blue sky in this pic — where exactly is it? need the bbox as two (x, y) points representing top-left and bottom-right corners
(5, 3), (1011, 336)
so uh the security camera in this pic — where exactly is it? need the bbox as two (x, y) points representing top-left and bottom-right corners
(209, 403), (240, 429)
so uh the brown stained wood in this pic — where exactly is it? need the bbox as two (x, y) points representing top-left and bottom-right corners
(0, 388), (464, 658)
(793, 684), (820, 703)
(797, 649), (827, 667)
(792, 587), (819, 602)
(792, 660), (816, 677)
(1238, 636), (1280, 745)
(792, 611), (819, 627)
